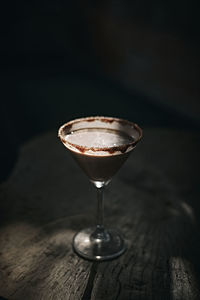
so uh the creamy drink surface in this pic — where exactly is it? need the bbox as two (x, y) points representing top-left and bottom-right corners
(64, 128), (134, 155)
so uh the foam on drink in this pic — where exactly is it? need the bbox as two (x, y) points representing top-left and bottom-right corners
(64, 128), (134, 155)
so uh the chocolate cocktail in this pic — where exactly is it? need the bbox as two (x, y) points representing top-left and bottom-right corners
(58, 116), (142, 260)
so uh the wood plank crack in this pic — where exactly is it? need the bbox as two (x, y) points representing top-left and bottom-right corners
(81, 263), (98, 300)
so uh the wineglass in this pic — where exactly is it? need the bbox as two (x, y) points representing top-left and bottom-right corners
(58, 116), (142, 261)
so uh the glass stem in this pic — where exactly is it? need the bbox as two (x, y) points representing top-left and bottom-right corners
(96, 186), (104, 229)
(90, 184), (109, 241)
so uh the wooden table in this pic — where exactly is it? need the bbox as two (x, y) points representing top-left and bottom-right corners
(0, 128), (199, 300)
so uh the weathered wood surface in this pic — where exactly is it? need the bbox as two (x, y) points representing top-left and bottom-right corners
(0, 128), (199, 300)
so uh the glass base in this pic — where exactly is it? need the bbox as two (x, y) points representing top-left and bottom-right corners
(73, 227), (126, 261)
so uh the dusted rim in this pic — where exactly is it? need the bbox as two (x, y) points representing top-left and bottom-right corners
(58, 116), (143, 155)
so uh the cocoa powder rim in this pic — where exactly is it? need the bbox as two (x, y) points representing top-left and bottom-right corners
(58, 116), (142, 155)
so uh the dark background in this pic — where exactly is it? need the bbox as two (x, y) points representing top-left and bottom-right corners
(1, 0), (200, 182)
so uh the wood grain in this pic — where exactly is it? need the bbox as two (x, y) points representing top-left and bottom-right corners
(0, 129), (199, 300)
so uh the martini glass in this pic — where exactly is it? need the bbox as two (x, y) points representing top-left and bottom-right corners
(58, 116), (142, 261)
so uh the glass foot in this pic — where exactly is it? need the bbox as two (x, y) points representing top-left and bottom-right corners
(73, 227), (126, 261)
